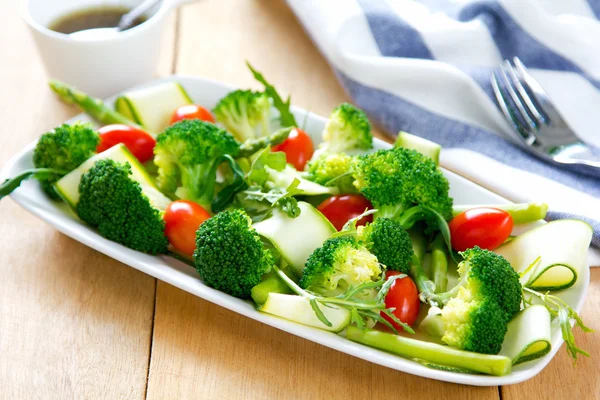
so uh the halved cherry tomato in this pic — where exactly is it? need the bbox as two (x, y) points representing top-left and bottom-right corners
(272, 128), (314, 170)
(170, 104), (215, 124)
(449, 207), (513, 251)
(164, 200), (211, 256)
(97, 124), (156, 163)
(317, 194), (373, 231)
(383, 271), (420, 327)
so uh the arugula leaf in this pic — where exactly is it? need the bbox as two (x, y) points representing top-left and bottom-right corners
(247, 61), (298, 127)
(0, 168), (66, 201)
(247, 147), (287, 186)
(242, 178), (302, 218)
(211, 155), (248, 213)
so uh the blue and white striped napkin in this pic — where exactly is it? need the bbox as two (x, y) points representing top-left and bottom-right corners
(287, 0), (600, 258)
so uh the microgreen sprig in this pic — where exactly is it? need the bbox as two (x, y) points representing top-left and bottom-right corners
(272, 265), (415, 335)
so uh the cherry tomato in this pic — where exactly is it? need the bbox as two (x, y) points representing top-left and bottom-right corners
(272, 128), (314, 170)
(317, 194), (373, 231)
(383, 271), (420, 327)
(170, 104), (215, 124)
(449, 207), (514, 251)
(164, 200), (211, 256)
(97, 124), (156, 163)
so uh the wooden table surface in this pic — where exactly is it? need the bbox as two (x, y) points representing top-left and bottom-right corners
(1, 0), (598, 399)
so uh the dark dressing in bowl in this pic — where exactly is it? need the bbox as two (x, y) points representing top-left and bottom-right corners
(48, 6), (147, 34)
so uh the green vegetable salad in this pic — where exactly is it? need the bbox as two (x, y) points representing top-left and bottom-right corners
(0, 63), (594, 377)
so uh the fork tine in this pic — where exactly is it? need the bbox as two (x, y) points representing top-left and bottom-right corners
(498, 62), (538, 131)
(490, 70), (537, 145)
(503, 60), (545, 125)
(513, 57), (567, 127)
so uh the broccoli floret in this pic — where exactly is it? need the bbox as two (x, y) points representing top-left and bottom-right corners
(430, 247), (522, 354)
(213, 90), (271, 141)
(153, 119), (240, 208)
(357, 218), (413, 273)
(33, 123), (99, 198)
(353, 147), (453, 221)
(446, 247), (522, 319)
(319, 103), (373, 154)
(194, 209), (273, 299)
(76, 159), (168, 254)
(441, 286), (509, 354)
(300, 236), (382, 298)
(305, 152), (358, 194)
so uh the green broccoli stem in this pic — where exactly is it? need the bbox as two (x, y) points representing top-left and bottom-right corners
(251, 265), (295, 305)
(431, 234), (448, 293)
(0, 168), (66, 201)
(409, 254), (438, 305)
(180, 163), (216, 210)
(407, 226), (427, 263)
(375, 204), (407, 222)
(49, 80), (139, 127)
(345, 326), (512, 376)
(452, 202), (548, 224)
(238, 127), (293, 158)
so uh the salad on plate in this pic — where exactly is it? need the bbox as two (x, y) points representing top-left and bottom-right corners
(0, 63), (593, 378)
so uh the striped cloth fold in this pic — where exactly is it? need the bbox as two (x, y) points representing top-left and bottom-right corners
(286, 0), (600, 251)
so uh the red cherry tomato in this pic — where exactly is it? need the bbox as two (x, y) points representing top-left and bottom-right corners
(272, 128), (314, 170)
(449, 207), (514, 252)
(170, 104), (215, 124)
(164, 200), (211, 257)
(97, 124), (156, 163)
(383, 271), (420, 327)
(317, 194), (373, 231)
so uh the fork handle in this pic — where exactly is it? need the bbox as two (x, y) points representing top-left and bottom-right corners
(544, 141), (600, 178)
(557, 161), (600, 178)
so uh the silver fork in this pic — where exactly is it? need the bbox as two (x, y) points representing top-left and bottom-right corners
(490, 57), (600, 178)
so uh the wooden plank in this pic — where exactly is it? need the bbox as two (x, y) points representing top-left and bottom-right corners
(0, 3), (177, 399)
(146, 1), (498, 398)
(502, 268), (600, 400)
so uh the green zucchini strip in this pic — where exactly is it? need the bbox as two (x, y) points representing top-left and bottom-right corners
(500, 305), (552, 365)
(495, 220), (592, 291)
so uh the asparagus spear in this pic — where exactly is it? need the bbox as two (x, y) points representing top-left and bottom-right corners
(431, 234), (448, 293)
(49, 80), (139, 127)
(346, 326), (512, 376)
(238, 127), (293, 158)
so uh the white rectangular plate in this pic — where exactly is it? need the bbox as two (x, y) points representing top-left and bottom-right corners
(0, 76), (589, 386)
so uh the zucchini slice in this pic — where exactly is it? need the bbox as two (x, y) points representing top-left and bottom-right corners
(260, 293), (351, 333)
(394, 131), (441, 165)
(499, 305), (551, 365)
(495, 220), (592, 291)
(54, 144), (171, 211)
(114, 82), (193, 134)
(253, 201), (336, 275)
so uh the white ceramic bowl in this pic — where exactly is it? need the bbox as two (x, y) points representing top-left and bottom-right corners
(22, 0), (193, 97)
